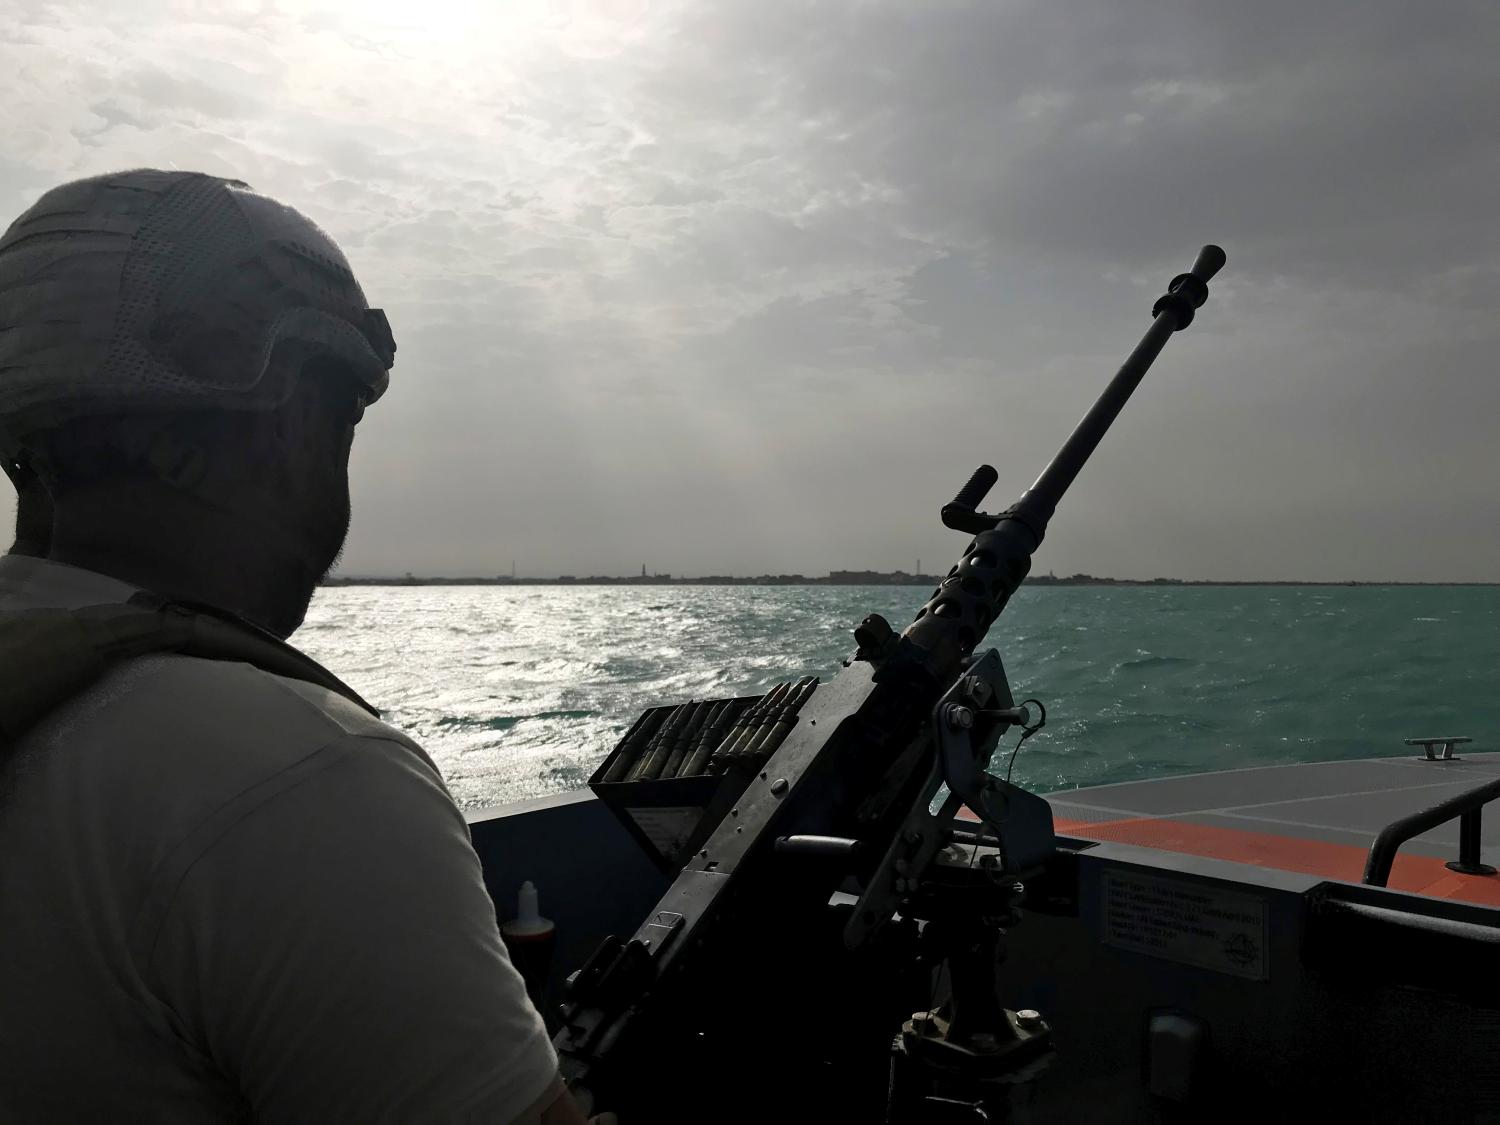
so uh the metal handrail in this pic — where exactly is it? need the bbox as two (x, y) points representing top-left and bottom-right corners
(1362, 775), (1500, 886)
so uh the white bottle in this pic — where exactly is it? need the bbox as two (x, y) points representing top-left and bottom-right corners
(500, 881), (555, 943)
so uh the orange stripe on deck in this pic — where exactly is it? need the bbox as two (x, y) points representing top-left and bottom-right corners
(959, 807), (1500, 906)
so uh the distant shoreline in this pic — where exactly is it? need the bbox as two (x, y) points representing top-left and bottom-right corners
(322, 573), (1495, 588)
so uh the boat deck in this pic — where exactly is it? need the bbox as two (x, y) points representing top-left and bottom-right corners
(1044, 750), (1500, 905)
(469, 749), (1500, 1120)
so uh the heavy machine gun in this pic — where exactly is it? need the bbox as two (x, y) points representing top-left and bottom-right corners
(556, 246), (1227, 1123)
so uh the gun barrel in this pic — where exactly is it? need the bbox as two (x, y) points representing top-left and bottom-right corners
(1021, 245), (1226, 524)
(904, 245), (1225, 677)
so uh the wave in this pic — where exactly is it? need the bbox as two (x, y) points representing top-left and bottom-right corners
(1116, 654), (1195, 671)
(433, 709), (598, 732)
(301, 584), (1500, 809)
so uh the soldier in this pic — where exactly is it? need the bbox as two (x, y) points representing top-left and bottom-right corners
(0, 170), (593, 1123)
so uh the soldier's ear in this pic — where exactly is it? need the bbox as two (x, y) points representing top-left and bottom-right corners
(4, 455), (54, 557)
(141, 425), (211, 492)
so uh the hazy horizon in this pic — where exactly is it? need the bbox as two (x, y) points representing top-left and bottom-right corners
(3, 1), (1497, 583)
(324, 569), (1493, 586)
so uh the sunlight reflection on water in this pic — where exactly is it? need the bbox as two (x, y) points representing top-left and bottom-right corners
(298, 585), (1499, 810)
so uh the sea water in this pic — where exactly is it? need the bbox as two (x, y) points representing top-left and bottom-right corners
(297, 585), (1499, 811)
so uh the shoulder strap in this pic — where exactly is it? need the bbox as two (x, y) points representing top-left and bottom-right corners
(0, 596), (378, 748)
(125, 592), (378, 716)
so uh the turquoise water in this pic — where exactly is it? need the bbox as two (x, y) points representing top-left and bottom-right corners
(297, 585), (1499, 811)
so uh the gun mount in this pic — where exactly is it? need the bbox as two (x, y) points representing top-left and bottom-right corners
(557, 246), (1226, 1123)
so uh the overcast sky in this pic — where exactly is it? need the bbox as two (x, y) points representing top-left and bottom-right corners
(1, 0), (1496, 581)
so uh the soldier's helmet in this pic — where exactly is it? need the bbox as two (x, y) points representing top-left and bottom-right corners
(0, 169), (395, 451)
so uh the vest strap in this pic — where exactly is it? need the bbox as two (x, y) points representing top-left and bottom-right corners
(0, 597), (377, 749)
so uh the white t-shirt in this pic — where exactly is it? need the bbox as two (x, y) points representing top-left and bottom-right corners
(0, 554), (559, 1123)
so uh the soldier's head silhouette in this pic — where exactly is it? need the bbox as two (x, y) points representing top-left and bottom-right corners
(0, 170), (395, 637)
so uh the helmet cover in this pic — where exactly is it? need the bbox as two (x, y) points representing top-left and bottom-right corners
(0, 169), (395, 447)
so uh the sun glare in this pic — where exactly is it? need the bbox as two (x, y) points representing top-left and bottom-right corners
(315, 0), (651, 57)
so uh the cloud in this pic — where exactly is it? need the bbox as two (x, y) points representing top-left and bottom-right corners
(1, 0), (1497, 580)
